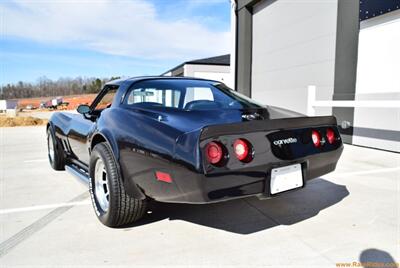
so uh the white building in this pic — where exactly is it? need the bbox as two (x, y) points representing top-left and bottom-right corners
(0, 99), (18, 113)
(161, 54), (233, 88)
(232, 0), (400, 152)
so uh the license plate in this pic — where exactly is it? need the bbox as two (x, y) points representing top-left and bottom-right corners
(270, 164), (303, 194)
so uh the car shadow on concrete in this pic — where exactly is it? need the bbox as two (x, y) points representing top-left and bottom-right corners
(124, 178), (349, 234)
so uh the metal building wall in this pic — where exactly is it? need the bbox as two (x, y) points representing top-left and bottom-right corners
(234, 0), (359, 144)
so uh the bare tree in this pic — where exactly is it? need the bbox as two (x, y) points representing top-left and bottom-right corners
(0, 76), (121, 99)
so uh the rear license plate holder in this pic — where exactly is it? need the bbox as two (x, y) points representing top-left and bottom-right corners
(270, 163), (303, 195)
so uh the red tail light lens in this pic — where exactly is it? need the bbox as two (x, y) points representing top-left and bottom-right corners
(311, 130), (321, 148)
(234, 139), (253, 162)
(206, 141), (223, 165)
(326, 128), (335, 144)
(155, 171), (172, 183)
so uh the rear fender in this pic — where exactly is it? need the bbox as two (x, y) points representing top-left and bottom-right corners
(90, 130), (119, 160)
(174, 129), (202, 172)
(91, 130), (147, 200)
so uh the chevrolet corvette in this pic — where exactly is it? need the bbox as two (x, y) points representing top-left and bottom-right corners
(47, 77), (343, 227)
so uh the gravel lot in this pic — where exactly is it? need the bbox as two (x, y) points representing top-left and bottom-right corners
(0, 126), (399, 267)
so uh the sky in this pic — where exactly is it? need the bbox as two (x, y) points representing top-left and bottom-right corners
(0, 0), (231, 85)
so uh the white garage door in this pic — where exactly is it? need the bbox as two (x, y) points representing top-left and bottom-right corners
(251, 0), (338, 115)
(353, 12), (400, 152)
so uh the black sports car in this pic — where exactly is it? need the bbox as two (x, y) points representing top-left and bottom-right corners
(47, 77), (343, 227)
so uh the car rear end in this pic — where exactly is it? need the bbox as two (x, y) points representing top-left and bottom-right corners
(197, 115), (343, 200)
(144, 115), (340, 204)
(118, 79), (343, 204)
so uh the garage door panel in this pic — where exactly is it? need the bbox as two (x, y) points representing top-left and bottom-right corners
(251, 0), (338, 115)
(253, 35), (336, 72)
(253, 0), (337, 54)
(252, 86), (308, 114)
(252, 61), (335, 99)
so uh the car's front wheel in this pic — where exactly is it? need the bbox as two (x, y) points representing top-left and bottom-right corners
(89, 143), (147, 227)
(47, 127), (65, 170)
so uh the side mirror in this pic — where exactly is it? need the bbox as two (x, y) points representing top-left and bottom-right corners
(77, 104), (90, 115)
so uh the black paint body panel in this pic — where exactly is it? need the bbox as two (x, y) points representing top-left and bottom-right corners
(49, 77), (343, 204)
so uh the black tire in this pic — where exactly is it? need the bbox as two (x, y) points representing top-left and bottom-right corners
(89, 143), (147, 227)
(47, 127), (65, 171)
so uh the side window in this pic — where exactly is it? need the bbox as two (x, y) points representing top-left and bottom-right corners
(93, 88), (118, 110)
(126, 88), (181, 108)
(183, 87), (214, 107)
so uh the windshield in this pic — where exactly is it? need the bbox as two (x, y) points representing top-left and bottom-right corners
(124, 79), (264, 111)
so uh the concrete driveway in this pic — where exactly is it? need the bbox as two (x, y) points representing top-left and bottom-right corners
(0, 126), (399, 267)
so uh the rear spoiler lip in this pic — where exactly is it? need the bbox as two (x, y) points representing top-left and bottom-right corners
(200, 116), (338, 140)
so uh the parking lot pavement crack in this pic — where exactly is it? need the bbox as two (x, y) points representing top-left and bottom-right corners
(0, 191), (89, 258)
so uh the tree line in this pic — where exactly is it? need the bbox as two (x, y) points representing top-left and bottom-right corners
(0, 76), (121, 99)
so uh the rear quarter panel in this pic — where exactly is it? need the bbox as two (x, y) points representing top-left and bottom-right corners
(99, 107), (203, 199)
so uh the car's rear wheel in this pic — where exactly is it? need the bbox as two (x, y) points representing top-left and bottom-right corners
(47, 127), (65, 170)
(89, 143), (147, 227)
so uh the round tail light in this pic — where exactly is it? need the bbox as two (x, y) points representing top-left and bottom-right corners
(205, 142), (223, 165)
(326, 128), (335, 144)
(234, 139), (253, 162)
(311, 130), (321, 148)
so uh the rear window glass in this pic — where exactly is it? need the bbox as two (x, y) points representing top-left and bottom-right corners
(127, 88), (181, 108)
(183, 87), (214, 107)
(124, 79), (264, 110)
